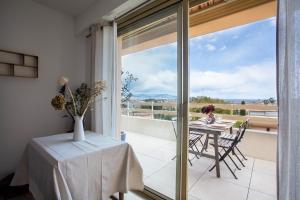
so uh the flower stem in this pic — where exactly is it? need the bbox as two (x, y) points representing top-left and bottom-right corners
(66, 84), (78, 116)
(65, 106), (74, 120)
(82, 98), (91, 117)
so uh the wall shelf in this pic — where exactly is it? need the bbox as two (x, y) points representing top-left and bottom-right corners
(0, 49), (38, 78)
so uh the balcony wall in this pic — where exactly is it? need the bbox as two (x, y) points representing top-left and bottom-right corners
(121, 115), (277, 161)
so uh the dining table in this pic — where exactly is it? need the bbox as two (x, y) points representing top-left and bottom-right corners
(189, 119), (236, 178)
(10, 131), (144, 200)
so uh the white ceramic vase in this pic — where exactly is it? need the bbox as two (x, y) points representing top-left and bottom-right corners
(73, 116), (85, 141)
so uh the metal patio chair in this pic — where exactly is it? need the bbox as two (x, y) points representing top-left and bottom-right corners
(171, 121), (205, 166)
(220, 119), (249, 165)
(208, 124), (244, 179)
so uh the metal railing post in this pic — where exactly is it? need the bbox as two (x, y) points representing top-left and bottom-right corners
(152, 101), (154, 119)
(127, 101), (130, 116)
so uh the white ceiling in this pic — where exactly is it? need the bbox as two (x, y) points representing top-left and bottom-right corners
(33, 0), (98, 16)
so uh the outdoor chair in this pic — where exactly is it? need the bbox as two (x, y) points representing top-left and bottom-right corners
(171, 121), (205, 166)
(220, 119), (249, 164)
(208, 124), (244, 179)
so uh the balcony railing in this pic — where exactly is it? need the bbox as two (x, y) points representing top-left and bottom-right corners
(121, 115), (277, 161)
(121, 100), (278, 132)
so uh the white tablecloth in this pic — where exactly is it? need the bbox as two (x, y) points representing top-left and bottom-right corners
(11, 131), (144, 200)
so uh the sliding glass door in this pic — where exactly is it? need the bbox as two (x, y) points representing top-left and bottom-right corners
(187, 1), (277, 200)
(116, 0), (277, 199)
(117, 1), (189, 199)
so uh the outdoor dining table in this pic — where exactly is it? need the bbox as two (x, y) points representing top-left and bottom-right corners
(189, 119), (236, 178)
(10, 131), (144, 200)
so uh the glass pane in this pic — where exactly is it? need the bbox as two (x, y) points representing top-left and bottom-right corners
(188, 1), (277, 200)
(118, 13), (178, 199)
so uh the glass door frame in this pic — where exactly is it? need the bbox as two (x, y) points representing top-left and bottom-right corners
(116, 0), (277, 199)
(116, 1), (190, 199)
(176, 1), (189, 200)
(142, 2), (190, 198)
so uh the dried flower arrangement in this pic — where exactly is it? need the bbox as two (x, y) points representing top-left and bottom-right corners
(201, 104), (215, 114)
(51, 76), (106, 118)
(51, 76), (106, 141)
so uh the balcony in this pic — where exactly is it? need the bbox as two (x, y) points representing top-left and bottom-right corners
(122, 116), (276, 200)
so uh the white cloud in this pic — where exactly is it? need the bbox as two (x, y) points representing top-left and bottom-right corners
(214, 24), (248, 36)
(219, 45), (227, 51)
(190, 61), (276, 99)
(190, 36), (204, 42)
(168, 42), (177, 48)
(206, 44), (216, 51)
(190, 40), (202, 49)
(209, 37), (217, 42)
(122, 48), (177, 95)
(123, 47), (175, 73)
(269, 17), (276, 26)
(123, 48), (276, 99)
(122, 32), (276, 99)
(134, 70), (177, 94)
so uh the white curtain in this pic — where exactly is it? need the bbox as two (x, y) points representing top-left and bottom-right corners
(277, 1), (300, 200)
(90, 22), (121, 138)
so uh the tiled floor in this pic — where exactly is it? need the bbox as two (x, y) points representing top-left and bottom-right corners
(126, 132), (277, 200)
(3, 192), (146, 200)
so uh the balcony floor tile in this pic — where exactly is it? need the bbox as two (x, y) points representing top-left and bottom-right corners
(250, 170), (276, 196)
(126, 132), (276, 200)
(247, 189), (276, 200)
(189, 173), (249, 200)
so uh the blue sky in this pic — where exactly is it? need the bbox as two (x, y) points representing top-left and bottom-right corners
(122, 17), (276, 99)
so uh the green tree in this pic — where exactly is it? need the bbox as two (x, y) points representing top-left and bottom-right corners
(232, 109), (239, 115)
(269, 97), (275, 104)
(240, 109), (246, 116)
(263, 99), (269, 105)
(241, 100), (246, 105)
(190, 96), (228, 104)
(234, 120), (245, 128)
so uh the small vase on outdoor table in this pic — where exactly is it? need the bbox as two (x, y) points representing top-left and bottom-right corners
(201, 104), (216, 124)
(207, 112), (216, 124)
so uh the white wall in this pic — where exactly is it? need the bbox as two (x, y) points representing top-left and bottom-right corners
(75, 0), (127, 34)
(74, 0), (147, 35)
(122, 116), (177, 141)
(0, 0), (90, 179)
